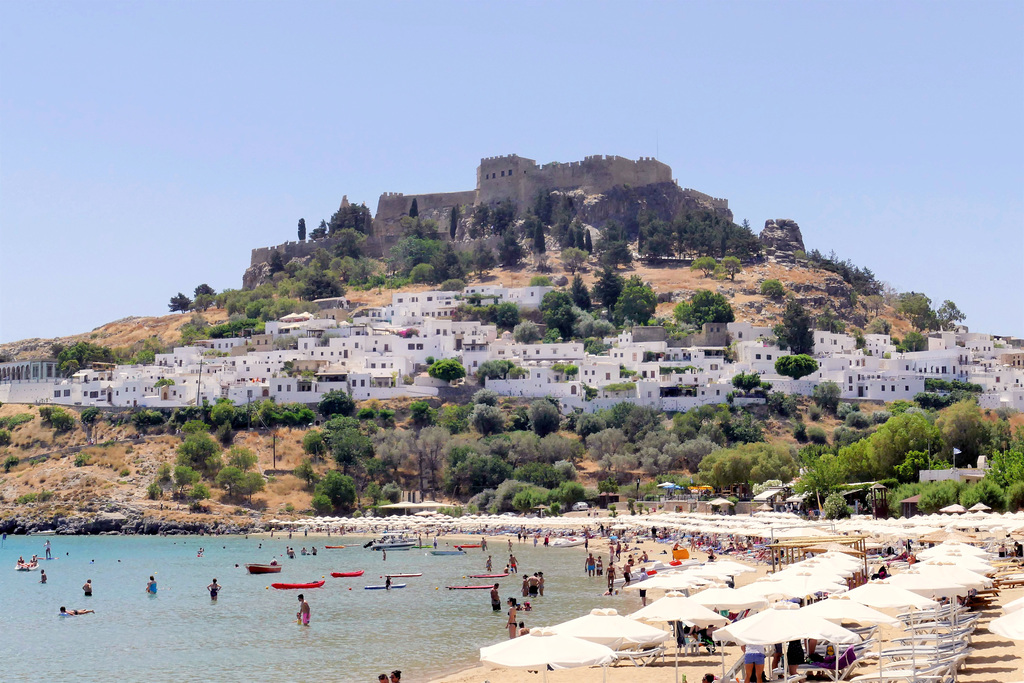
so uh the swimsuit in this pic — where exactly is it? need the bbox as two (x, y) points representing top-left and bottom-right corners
(210, 587), (219, 598)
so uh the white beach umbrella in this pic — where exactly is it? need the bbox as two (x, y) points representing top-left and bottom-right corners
(904, 562), (992, 590)
(882, 573), (969, 600)
(939, 504), (967, 514)
(621, 573), (706, 593)
(842, 581), (939, 610)
(550, 608), (670, 650)
(630, 592), (731, 628)
(691, 586), (769, 612)
(713, 603), (860, 646)
(968, 502), (992, 512)
(746, 573), (846, 599)
(916, 542), (990, 559)
(693, 560), (756, 575)
(922, 554), (995, 575)
(988, 610), (1024, 641)
(1004, 595), (1024, 614)
(799, 595), (899, 626)
(480, 628), (615, 682)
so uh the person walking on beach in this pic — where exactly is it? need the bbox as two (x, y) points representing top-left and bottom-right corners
(146, 576), (157, 595)
(207, 578), (221, 600)
(490, 583), (501, 611)
(296, 594), (310, 626)
(83, 579), (92, 596)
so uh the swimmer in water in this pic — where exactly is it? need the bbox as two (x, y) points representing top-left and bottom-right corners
(146, 576), (157, 594)
(60, 606), (95, 616)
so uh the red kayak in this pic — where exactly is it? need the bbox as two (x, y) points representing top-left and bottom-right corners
(469, 573), (509, 578)
(385, 573), (422, 578)
(324, 545), (347, 549)
(455, 544), (481, 549)
(271, 580), (325, 589)
(331, 571), (364, 578)
(447, 585), (493, 590)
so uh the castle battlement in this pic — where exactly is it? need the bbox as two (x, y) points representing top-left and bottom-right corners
(381, 192), (405, 198)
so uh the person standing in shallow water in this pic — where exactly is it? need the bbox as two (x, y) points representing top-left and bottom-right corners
(83, 579), (92, 596)
(207, 578), (220, 600)
(146, 576), (157, 595)
(296, 594), (310, 625)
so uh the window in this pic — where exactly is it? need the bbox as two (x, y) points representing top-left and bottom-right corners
(54, 390), (61, 398)
(755, 354), (762, 360)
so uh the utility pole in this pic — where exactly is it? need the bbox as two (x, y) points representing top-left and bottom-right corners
(196, 355), (204, 406)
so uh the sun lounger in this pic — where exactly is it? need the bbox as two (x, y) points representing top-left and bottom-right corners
(614, 646), (666, 667)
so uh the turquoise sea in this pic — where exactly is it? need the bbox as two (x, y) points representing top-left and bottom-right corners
(0, 534), (635, 682)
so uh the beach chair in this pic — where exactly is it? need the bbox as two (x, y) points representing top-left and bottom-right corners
(614, 645), (666, 667)
(796, 642), (861, 681)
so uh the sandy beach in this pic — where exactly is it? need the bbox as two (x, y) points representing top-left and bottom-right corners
(425, 532), (1024, 683)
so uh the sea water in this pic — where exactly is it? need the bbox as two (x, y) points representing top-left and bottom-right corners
(0, 534), (639, 682)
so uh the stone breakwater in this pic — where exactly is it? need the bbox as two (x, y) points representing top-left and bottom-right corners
(0, 507), (260, 536)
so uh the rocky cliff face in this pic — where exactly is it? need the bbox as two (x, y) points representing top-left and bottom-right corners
(759, 219), (806, 261)
(575, 182), (734, 229)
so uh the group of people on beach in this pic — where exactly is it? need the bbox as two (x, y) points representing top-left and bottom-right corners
(374, 670), (401, 683)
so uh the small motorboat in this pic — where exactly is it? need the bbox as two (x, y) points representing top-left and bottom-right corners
(330, 570), (365, 578)
(446, 585), (493, 590)
(385, 573), (422, 578)
(364, 584), (406, 590)
(431, 550), (466, 556)
(468, 573), (509, 578)
(271, 580), (325, 590)
(369, 534), (416, 551)
(548, 537), (586, 548)
(246, 563), (282, 575)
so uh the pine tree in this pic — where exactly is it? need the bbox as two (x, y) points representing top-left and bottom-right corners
(297, 218), (306, 241)
(570, 274), (591, 311)
(449, 205), (460, 240)
(409, 198), (419, 218)
(777, 298), (815, 355)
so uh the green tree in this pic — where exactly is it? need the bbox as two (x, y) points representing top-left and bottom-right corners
(471, 404), (505, 436)
(326, 420), (373, 475)
(194, 283), (215, 298)
(169, 292), (192, 313)
(215, 466), (245, 496)
(176, 432), (221, 475)
(492, 302), (520, 330)
(226, 446), (257, 471)
(731, 372), (763, 392)
(531, 216), (546, 254)
(675, 290), (735, 327)
(721, 256), (742, 280)
(477, 359), (516, 383)
(560, 247), (588, 274)
(869, 411), (941, 478)
(591, 268), (624, 312)
(408, 197), (419, 218)
(173, 465), (200, 494)
(898, 292), (936, 331)
(614, 277), (656, 325)
(935, 400), (990, 466)
(812, 381), (842, 415)
(315, 470), (357, 511)
(302, 429), (327, 460)
(512, 321), (541, 344)
(540, 291), (577, 339)
(823, 492), (850, 519)
(449, 205), (460, 240)
(499, 230), (525, 268)
(472, 243), (496, 278)
(691, 256), (718, 277)
(569, 274), (591, 311)
(79, 406), (101, 426)
(428, 359), (466, 383)
(318, 390), (355, 417)
(901, 331), (927, 352)
(529, 400), (561, 438)
(774, 354), (818, 380)
(936, 300), (965, 330)
(294, 458), (319, 489)
(409, 400), (436, 427)
(297, 218), (306, 241)
(760, 279), (785, 299)
(776, 298), (814, 354)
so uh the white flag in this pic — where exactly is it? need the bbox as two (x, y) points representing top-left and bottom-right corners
(952, 448), (962, 455)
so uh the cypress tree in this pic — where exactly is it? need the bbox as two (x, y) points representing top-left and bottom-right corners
(297, 218), (306, 241)
(449, 205), (460, 240)
(533, 220), (546, 254)
(570, 274), (591, 311)
(584, 230), (593, 253)
(409, 198), (419, 218)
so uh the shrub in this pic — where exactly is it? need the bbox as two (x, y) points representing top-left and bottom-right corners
(0, 413), (33, 430)
(409, 263), (435, 283)
(760, 279), (785, 298)
(428, 359), (466, 383)
(807, 426), (828, 445)
(439, 278), (466, 292)
(837, 402), (859, 419)
(823, 492), (850, 519)
(472, 389), (499, 406)
(959, 479), (1004, 512)
(845, 411), (872, 429)
(529, 275), (553, 287)
(356, 407), (377, 420)
(16, 492), (38, 504)
(74, 452), (91, 467)
(1005, 481), (1024, 512)
(311, 493), (333, 515)
(792, 422), (808, 442)
(918, 480), (963, 513)
(809, 405), (823, 421)
(3, 455), (20, 472)
(812, 382), (842, 414)
(0, 429), (10, 446)
(147, 481), (162, 500)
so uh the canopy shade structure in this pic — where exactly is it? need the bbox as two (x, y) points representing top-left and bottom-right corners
(480, 628), (616, 671)
(631, 592), (730, 628)
(550, 609), (671, 650)
(798, 596), (900, 626)
(842, 581), (939, 610)
(713, 605), (860, 646)
(968, 502), (992, 512)
(988, 610), (1024, 641)
(708, 497), (734, 507)
(939, 504), (967, 514)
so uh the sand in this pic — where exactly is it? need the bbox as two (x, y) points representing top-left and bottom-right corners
(428, 534), (1024, 683)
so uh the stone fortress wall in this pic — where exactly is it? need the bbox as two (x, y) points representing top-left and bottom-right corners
(248, 153), (731, 277)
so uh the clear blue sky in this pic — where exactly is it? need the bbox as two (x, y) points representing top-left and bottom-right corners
(2, 1), (1022, 343)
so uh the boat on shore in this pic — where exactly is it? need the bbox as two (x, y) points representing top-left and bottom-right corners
(331, 570), (364, 578)
(271, 580), (325, 589)
(246, 563), (282, 575)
